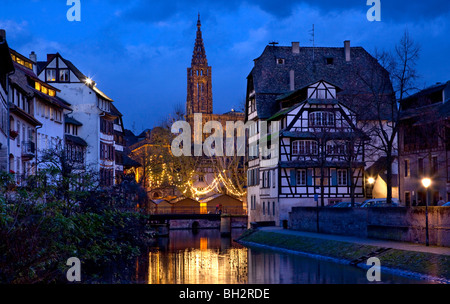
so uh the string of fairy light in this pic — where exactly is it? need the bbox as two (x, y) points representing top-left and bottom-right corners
(184, 172), (246, 198)
(133, 151), (246, 198)
(145, 165), (246, 198)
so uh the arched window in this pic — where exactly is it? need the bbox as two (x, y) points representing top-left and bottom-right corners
(309, 111), (335, 127)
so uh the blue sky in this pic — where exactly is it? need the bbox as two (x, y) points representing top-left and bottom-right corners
(1, 0), (449, 134)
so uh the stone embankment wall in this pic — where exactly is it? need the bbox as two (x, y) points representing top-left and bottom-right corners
(289, 207), (450, 247)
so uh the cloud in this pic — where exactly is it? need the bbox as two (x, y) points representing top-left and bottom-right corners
(115, 0), (450, 24)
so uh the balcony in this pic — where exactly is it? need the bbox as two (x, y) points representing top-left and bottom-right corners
(21, 141), (36, 160)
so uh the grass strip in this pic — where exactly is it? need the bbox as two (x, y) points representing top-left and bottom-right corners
(239, 230), (450, 280)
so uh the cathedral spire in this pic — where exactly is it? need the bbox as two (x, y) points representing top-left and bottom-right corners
(186, 14), (213, 115)
(192, 13), (207, 66)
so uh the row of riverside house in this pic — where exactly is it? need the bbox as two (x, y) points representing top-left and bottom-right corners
(0, 29), (131, 186)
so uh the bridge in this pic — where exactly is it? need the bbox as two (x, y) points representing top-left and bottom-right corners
(147, 213), (248, 235)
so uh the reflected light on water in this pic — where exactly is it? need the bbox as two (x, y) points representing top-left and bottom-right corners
(135, 229), (426, 285)
(147, 247), (248, 284)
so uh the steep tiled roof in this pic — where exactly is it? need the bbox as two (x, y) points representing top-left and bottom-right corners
(65, 134), (88, 147)
(401, 81), (449, 104)
(110, 103), (123, 117)
(248, 44), (393, 120)
(65, 115), (83, 126)
(38, 53), (114, 102)
(121, 152), (142, 168)
(9, 63), (35, 95)
(0, 39), (14, 79)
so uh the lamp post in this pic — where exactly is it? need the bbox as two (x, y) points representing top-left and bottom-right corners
(368, 177), (375, 199)
(421, 178), (431, 247)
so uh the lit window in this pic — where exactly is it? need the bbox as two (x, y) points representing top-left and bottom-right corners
(46, 69), (56, 82)
(48, 90), (56, 97)
(41, 86), (48, 95)
(35, 82), (41, 91)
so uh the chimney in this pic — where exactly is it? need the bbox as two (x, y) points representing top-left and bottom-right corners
(290, 70), (295, 91)
(29, 51), (37, 74)
(47, 54), (56, 63)
(29, 51), (37, 63)
(292, 42), (300, 54)
(344, 40), (351, 62)
(0, 29), (6, 43)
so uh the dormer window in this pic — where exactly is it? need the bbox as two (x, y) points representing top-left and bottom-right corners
(59, 69), (70, 82)
(35, 81), (56, 97)
(249, 98), (256, 113)
(11, 54), (33, 70)
(277, 58), (285, 65)
(307, 81), (337, 99)
(46, 69), (56, 82)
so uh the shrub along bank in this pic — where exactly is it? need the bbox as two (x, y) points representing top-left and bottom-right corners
(0, 169), (152, 284)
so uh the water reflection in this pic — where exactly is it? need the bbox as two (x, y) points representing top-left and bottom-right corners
(142, 229), (248, 284)
(247, 247), (425, 284)
(135, 229), (426, 284)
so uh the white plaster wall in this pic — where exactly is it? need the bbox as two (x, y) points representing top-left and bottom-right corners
(51, 83), (101, 171)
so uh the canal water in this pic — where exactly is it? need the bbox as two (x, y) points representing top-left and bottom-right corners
(134, 229), (426, 284)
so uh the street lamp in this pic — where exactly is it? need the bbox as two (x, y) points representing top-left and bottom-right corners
(421, 178), (431, 247)
(367, 177), (375, 199)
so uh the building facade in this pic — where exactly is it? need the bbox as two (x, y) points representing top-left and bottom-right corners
(37, 53), (123, 186)
(0, 30), (14, 172)
(8, 50), (43, 182)
(398, 81), (450, 206)
(245, 41), (394, 225)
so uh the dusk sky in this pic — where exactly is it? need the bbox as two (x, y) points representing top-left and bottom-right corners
(1, 0), (449, 134)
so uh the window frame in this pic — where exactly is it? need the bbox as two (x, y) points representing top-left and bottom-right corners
(296, 169), (307, 186)
(46, 69), (57, 82)
(337, 169), (348, 186)
(309, 111), (335, 127)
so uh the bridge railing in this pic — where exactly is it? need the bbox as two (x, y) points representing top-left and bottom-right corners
(152, 206), (247, 215)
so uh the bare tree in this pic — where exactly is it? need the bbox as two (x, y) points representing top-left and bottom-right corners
(351, 30), (421, 205)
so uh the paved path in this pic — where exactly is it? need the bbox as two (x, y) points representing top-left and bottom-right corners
(259, 227), (450, 256)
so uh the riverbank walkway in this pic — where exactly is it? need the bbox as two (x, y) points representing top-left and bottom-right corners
(259, 227), (450, 256)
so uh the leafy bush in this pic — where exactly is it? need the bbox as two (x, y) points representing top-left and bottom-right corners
(0, 167), (152, 284)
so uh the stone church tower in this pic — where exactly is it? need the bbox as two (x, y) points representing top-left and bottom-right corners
(186, 14), (213, 115)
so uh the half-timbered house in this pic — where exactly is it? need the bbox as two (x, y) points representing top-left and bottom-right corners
(253, 80), (367, 223)
(246, 41), (394, 226)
